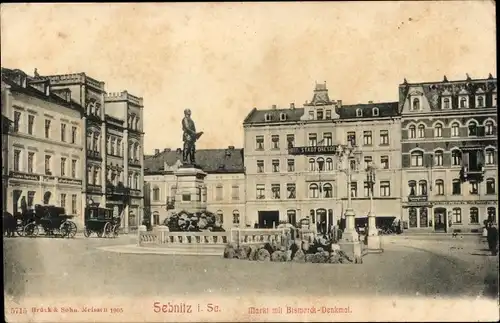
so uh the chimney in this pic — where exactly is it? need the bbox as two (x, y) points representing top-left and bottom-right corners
(272, 104), (277, 110)
(368, 101), (373, 104)
(154, 149), (160, 155)
(337, 100), (342, 107)
(228, 146), (235, 150)
(290, 103), (295, 110)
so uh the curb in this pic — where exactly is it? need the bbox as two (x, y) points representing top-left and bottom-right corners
(98, 244), (224, 256)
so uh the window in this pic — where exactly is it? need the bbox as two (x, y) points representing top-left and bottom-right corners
(287, 159), (295, 172)
(380, 181), (391, 197)
(349, 159), (357, 171)
(323, 132), (332, 146)
(443, 97), (450, 109)
(460, 96), (467, 108)
(408, 180), (416, 196)
(153, 187), (160, 201)
(71, 126), (77, 144)
(28, 115), (35, 135)
(434, 151), (443, 166)
(356, 108), (363, 117)
(451, 150), (462, 166)
(477, 96), (484, 107)
(60, 194), (66, 209)
(287, 134), (295, 148)
(451, 122), (460, 137)
(350, 182), (358, 198)
(469, 181), (478, 195)
(453, 208), (462, 224)
(95, 168), (100, 186)
(61, 123), (66, 142)
(323, 183), (333, 198)
(317, 109), (324, 120)
(232, 210), (240, 225)
(13, 149), (21, 172)
(469, 207), (479, 224)
(60, 157), (66, 177)
(44, 155), (51, 175)
(380, 156), (389, 169)
(485, 149), (495, 164)
(372, 107), (379, 116)
(325, 110), (331, 119)
(434, 124), (443, 137)
(364, 181), (371, 197)
(309, 184), (319, 198)
(44, 119), (51, 138)
(71, 194), (77, 214)
(452, 179), (461, 195)
(308, 133), (317, 146)
(215, 184), (223, 201)
(487, 207), (496, 223)
(363, 131), (372, 145)
(485, 121), (494, 135)
(347, 131), (356, 146)
(309, 158), (316, 171)
(287, 210), (297, 225)
(256, 160), (264, 173)
(232, 185), (239, 200)
(419, 208), (428, 227)
(287, 183), (296, 199)
(93, 134), (99, 152)
(417, 125), (425, 138)
(272, 159), (280, 172)
(117, 139), (122, 156)
(271, 184), (280, 199)
(435, 179), (444, 195)
(256, 135), (264, 150)
(107, 136), (111, 154)
(468, 121), (478, 136)
(256, 184), (265, 199)
(317, 158), (326, 172)
(112, 138), (117, 155)
(380, 130), (389, 145)
(325, 158), (333, 171)
(133, 174), (138, 190)
(271, 135), (280, 149)
(412, 98), (420, 110)
(364, 156), (372, 170)
(13, 111), (21, 132)
(308, 111), (314, 120)
(25, 151), (35, 174)
(486, 178), (495, 195)
(408, 125), (416, 139)
(71, 160), (77, 178)
(411, 151), (424, 167)
(418, 180), (427, 196)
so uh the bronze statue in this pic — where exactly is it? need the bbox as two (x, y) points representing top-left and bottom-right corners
(182, 109), (203, 165)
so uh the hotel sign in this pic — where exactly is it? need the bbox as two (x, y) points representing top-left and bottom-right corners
(58, 178), (83, 185)
(408, 196), (428, 202)
(288, 145), (339, 155)
(9, 171), (40, 181)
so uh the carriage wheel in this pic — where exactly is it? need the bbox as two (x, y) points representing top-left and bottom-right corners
(112, 225), (119, 238)
(83, 227), (91, 238)
(61, 221), (77, 238)
(24, 223), (39, 238)
(103, 222), (112, 238)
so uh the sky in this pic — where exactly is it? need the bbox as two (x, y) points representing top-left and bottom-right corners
(1, 2), (496, 154)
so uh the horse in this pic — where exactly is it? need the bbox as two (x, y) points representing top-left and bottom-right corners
(3, 211), (17, 237)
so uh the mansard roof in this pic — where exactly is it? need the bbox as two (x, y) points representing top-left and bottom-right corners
(337, 102), (400, 119)
(243, 107), (305, 124)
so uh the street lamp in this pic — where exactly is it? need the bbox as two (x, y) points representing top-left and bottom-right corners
(366, 162), (382, 251)
(335, 142), (363, 243)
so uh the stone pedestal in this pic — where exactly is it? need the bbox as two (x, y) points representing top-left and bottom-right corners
(338, 241), (363, 264)
(341, 208), (359, 242)
(174, 166), (207, 214)
(367, 235), (383, 252)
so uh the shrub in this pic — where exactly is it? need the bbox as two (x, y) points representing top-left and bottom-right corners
(257, 248), (271, 261)
(292, 249), (306, 263)
(271, 251), (284, 262)
(223, 245), (237, 259)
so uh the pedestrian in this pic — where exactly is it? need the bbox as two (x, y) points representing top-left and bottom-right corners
(487, 223), (498, 256)
(482, 223), (489, 248)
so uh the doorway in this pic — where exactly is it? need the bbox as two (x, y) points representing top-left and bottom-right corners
(434, 208), (447, 232)
(258, 211), (279, 228)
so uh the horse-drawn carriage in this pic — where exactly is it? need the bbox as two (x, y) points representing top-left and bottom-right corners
(84, 205), (120, 238)
(13, 205), (78, 238)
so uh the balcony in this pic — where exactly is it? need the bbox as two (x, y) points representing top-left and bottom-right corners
(87, 150), (102, 160)
(106, 181), (130, 195)
(460, 164), (485, 183)
(87, 184), (102, 194)
(128, 158), (141, 166)
(166, 197), (175, 210)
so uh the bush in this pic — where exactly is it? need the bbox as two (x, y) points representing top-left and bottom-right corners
(257, 248), (271, 261)
(223, 245), (237, 259)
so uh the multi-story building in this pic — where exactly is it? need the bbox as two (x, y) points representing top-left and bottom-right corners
(34, 72), (145, 232)
(144, 147), (245, 229)
(2, 68), (85, 226)
(399, 74), (497, 232)
(1, 87), (13, 211)
(243, 83), (402, 232)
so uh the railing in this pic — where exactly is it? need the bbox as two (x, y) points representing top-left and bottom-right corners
(232, 228), (285, 246)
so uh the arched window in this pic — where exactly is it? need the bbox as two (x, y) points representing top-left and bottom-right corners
(468, 121), (478, 136)
(309, 158), (316, 171)
(487, 207), (496, 223)
(135, 117), (139, 130)
(134, 143), (140, 160)
(469, 207), (479, 224)
(152, 186), (160, 201)
(418, 124), (425, 138)
(486, 178), (496, 195)
(485, 148), (495, 164)
(434, 123), (443, 137)
(443, 97), (450, 109)
(410, 150), (424, 167)
(133, 173), (138, 190)
(372, 107), (379, 116)
(434, 150), (444, 166)
(356, 108), (363, 117)
(460, 96), (467, 108)
(412, 98), (420, 110)
(451, 150), (462, 166)
(408, 125), (416, 138)
(435, 179), (444, 195)
(323, 183), (333, 198)
(287, 209), (297, 226)
(317, 157), (325, 171)
(453, 208), (462, 224)
(309, 183), (319, 198)
(87, 130), (93, 150)
(477, 96), (484, 107)
(325, 158), (333, 171)
(418, 180), (427, 196)
(408, 180), (416, 196)
(310, 209), (316, 223)
(451, 122), (460, 137)
(232, 210), (240, 226)
(216, 210), (223, 224)
(485, 121), (494, 136)
(153, 211), (160, 226)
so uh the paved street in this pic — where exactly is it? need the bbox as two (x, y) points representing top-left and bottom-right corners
(3, 234), (498, 300)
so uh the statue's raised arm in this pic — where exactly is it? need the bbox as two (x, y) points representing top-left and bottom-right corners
(182, 109), (203, 165)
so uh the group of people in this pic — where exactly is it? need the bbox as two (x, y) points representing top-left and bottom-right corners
(482, 221), (499, 256)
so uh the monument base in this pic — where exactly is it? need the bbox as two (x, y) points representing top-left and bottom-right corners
(338, 241), (363, 264)
(367, 235), (383, 253)
(179, 163), (203, 170)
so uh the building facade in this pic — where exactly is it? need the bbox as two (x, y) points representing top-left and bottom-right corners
(2, 69), (85, 226)
(243, 83), (402, 232)
(399, 74), (498, 232)
(144, 147), (245, 229)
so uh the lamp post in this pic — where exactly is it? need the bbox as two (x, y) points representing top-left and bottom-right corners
(366, 162), (382, 251)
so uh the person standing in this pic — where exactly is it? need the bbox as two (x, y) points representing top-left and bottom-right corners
(487, 223), (498, 256)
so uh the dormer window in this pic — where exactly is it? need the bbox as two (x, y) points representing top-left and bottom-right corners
(356, 108), (363, 117)
(325, 109), (331, 119)
(280, 113), (287, 121)
(317, 109), (324, 120)
(459, 96), (468, 108)
(412, 98), (420, 110)
(264, 113), (271, 121)
(442, 97), (451, 109)
(372, 107), (379, 116)
(476, 95), (485, 108)
(308, 111), (314, 120)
